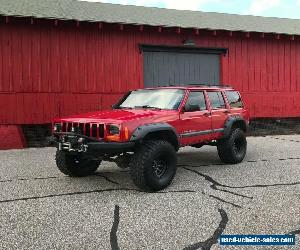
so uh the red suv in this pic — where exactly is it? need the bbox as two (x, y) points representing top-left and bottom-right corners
(52, 86), (249, 191)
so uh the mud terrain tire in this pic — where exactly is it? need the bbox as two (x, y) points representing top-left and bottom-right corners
(217, 128), (247, 164)
(129, 140), (177, 192)
(56, 150), (100, 177)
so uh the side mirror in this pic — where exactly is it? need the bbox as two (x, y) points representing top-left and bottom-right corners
(111, 104), (117, 109)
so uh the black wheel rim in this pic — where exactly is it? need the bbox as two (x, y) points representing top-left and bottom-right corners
(152, 159), (167, 178)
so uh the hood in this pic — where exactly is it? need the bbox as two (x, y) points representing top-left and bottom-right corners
(55, 109), (177, 123)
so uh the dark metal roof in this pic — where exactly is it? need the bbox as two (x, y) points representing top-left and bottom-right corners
(1, 0), (300, 35)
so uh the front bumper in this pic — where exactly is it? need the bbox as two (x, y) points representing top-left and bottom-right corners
(49, 134), (135, 155)
(87, 141), (135, 154)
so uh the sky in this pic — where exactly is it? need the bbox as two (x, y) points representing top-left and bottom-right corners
(83, 0), (300, 19)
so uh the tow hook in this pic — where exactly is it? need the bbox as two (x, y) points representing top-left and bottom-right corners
(58, 141), (88, 152)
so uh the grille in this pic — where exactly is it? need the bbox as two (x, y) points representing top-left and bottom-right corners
(61, 122), (104, 139)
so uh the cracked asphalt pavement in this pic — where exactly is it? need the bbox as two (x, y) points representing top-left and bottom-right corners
(0, 135), (299, 250)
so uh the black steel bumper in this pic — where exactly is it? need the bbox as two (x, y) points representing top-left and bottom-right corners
(87, 141), (135, 154)
(48, 135), (135, 154)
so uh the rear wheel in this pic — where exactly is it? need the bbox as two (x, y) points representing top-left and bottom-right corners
(115, 154), (131, 169)
(129, 140), (177, 192)
(55, 150), (100, 177)
(217, 128), (247, 164)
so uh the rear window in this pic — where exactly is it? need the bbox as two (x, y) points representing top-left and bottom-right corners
(207, 91), (226, 109)
(225, 91), (244, 108)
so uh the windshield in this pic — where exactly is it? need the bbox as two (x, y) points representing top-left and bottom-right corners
(117, 89), (185, 110)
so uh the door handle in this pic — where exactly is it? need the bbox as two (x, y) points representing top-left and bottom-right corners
(203, 112), (211, 117)
(223, 110), (230, 114)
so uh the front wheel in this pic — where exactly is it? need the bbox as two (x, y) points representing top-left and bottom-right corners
(217, 128), (247, 164)
(129, 140), (177, 192)
(55, 150), (100, 177)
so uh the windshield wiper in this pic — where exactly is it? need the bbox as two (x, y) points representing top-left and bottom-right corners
(116, 106), (133, 109)
(134, 105), (162, 110)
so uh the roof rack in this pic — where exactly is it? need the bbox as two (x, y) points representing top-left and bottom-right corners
(186, 84), (233, 88)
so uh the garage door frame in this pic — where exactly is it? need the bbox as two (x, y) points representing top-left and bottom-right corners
(139, 44), (228, 55)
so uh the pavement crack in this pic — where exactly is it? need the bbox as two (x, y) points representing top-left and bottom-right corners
(179, 156), (300, 168)
(0, 188), (196, 204)
(159, 190), (196, 194)
(178, 164), (211, 168)
(182, 167), (253, 200)
(0, 176), (59, 183)
(208, 194), (242, 208)
(276, 157), (300, 161)
(235, 182), (300, 189)
(270, 137), (300, 143)
(182, 167), (224, 187)
(0, 179), (13, 183)
(214, 188), (253, 199)
(0, 188), (137, 204)
(182, 166), (300, 190)
(0, 174), (119, 185)
(34, 176), (59, 180)
(110, 205), (120, 250)
(93, 173), (120, 185)
(183, 208), (228, 250)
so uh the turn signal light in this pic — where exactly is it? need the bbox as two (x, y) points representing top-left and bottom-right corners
(124, 127), (129, 140)
(106, 134), (121, 142)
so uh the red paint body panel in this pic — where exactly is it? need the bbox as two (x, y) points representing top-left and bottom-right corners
(0, 18), (300, 127)
(179, 110), (212, 145)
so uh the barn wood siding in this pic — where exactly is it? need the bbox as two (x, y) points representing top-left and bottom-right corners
(0, 19), (300, 124)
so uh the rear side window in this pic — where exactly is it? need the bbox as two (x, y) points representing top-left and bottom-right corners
(207, 91), (226, 109)
(184, 91), (207, 112)
(225, 91), (244, 108)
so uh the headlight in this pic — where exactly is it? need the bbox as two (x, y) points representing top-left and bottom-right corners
(108, 124), (120, 135)
(53, 123), (62, 132)
(106, 124), (121, 141)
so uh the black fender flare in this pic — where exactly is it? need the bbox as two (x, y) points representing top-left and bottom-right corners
(222, 116), (248, 138)
(130, 123), (180, 150)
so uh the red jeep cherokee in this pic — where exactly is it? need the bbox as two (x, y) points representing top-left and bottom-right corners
(52, 86), (249, 191)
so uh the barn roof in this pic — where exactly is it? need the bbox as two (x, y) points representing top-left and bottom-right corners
(1, 0), (300, 36)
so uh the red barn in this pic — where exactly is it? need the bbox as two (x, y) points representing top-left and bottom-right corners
(0, 0), (300, 149)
